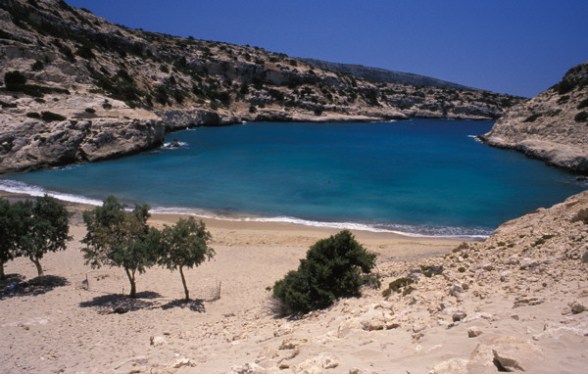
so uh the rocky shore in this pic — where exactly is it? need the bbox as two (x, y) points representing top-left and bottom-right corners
(482, 62), (588, 173)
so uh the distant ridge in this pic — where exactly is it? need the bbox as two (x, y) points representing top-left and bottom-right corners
(302, 58), (474, 91)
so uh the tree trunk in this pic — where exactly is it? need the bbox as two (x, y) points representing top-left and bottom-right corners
(179, 266), (190, 301)
(0, 262), (5, 280)
(125, 268), (137, 298)
(30, 257), (43, 276)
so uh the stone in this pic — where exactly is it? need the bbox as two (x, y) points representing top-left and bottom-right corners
(229, 362), (266, 374)
(149, 336), (166, 347)
(429, 358), (468, 374)
(171, 358), (195, 369)
(570, 301), (586, 314)
(295, 354), (339, 373)
(467, 335), (544, 373)
(452, 311), (467, 322)
(467, 326), (483, 338)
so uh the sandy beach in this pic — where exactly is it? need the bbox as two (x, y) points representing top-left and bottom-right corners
(1, 191), (587, 373)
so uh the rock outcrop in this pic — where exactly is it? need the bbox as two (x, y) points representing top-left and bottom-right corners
(0, 0), (523, 173)
(482, 62), (588, 173)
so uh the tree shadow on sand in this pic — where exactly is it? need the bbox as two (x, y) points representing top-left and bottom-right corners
(79, 291), (162, 313)
(160, 299), (206, 313)
(0, 274), (69, 299)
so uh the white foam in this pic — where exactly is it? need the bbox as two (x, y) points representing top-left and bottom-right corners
(467, 135), (483, 143)
(161, 141), (189, 149)
(150, 206), (490, 239)
(0, 179), (102, 206)
(0, 179), (490, 239)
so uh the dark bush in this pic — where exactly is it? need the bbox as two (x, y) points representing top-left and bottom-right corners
(41, 111), (66, 122)
(578, 98), (588, 110)
(382, 277), (414, 297)
(575, 111), (588, 123)
(572, 208), (588, 224)
(4, 71), (27, 89)
(249, 105), (257, 113)
(75, 45), (95, 60)
(31, 60), (44, 71)
(273, 230), (376, 314)
(523, 113), (541, 122)
(26, 112), (41, 119)
(84, 107), (96, 114)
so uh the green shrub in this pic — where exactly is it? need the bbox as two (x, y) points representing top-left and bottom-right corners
(84, 107), (95, 114)
(41, 111), (66, 122)
(577, 98), (588, 110)
(574, 111), (588, 123)
(4, 71), (27, 89)
(523, 113), (541, 122)
(382, 277), (415, 297)
(572, 208), (588, 224)
(31, 60), (44, 71)
(26, 112), (41, 119)
(420, 265), (444, 277)
(273, 230), (376, 314)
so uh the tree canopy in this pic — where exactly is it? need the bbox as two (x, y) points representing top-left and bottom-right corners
(159, 217), (215, 300)
(0, 196), (70, 277)
(82, 196), (161, 297)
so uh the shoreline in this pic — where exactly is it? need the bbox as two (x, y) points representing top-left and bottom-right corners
(0, 179), (491, 239)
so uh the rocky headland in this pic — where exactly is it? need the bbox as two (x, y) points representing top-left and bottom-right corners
(0, 0), (523, 174)
(482, 62), (588, 173)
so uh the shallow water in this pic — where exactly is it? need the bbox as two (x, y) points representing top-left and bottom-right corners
(1, 120), (585, 236)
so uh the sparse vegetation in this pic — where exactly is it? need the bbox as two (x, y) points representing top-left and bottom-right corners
(572, 208), (588, 224)
(4, 71), (27, 89)
(41, 111), (66, 122)
(382, 277), (415, 297)
(574, 111), (588, 123)
(523, 113), (541, 122)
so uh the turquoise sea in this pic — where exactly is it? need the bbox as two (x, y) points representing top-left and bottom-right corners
(0, 120), (584, 237)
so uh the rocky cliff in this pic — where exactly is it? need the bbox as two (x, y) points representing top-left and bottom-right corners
(482, 62), (588, 173)
(0, 0), (523, 174)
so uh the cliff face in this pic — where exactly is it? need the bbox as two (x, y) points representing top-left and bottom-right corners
(482, 62), (588, 173)
(0, 0), (522, 173)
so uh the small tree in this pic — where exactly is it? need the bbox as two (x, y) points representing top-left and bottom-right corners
(273, 230), (376, 314)
(0, 198), (20, 279)
(82, 196), (161, 297)
(159, 217), (214, 300)
(17, 196), (71, 276)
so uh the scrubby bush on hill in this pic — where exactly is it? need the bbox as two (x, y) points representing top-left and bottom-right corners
(273, 230), (376, 314)
(4, 71), (27, 89)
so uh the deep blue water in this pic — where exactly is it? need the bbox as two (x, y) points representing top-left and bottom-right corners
(1, 120), (585, 236)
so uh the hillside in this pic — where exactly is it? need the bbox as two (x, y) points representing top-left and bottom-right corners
(482, 62), (588, 173)
(303, 58), (474, 91)
(0, 0), (523, 174)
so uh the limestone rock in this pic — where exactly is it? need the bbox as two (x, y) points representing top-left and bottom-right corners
(482, 62), (588, 173)
(429, 358), (468, 374)
(295, 354), (339, 373)
(149, 336), (166, 347)
(229, 362), (267, 374)
(467, 326), (483, 338)
(467, 336), (544, 373)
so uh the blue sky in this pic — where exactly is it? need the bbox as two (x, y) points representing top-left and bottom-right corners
(66, 0), (588, 97)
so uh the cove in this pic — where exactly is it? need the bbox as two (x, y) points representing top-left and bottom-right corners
(1, 120), (585, 237)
